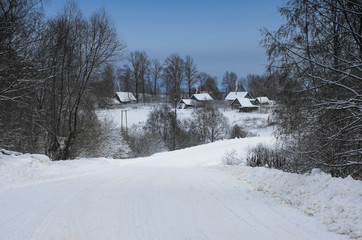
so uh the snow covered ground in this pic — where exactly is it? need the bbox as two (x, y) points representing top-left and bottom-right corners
(97, 104), (273, 137)
(1, 136), (361, 239)
(1, 105), (360, 239)
(220, 166), (362, 239)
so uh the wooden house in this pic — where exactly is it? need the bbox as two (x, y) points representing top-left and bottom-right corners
(231, 98), (259, 112)
(225, 92), (253, 103)
(190, 93), (213, 102)
(256, 97), (271, 105)
(114, 92), (137, 104)
(177, 99), (196, 109)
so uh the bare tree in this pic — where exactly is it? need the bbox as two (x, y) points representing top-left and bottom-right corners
(117, 64), (133, 92)
(221, 71), (239, 94)
(262, 0), (362, 178)
(37, 2), (125, 160)
(193, 104), (229, 142)
(163, 53), (184, 103)
(184, 55), (198, 97)
(246, 74), (267, 97)
(198, 73), (222, 99)
(128, 51), (150, 102)
(90, 64), (115, 98)
(150, 59), (162, 99)
(0, 0), (45, 152)
(0, 0), (43, 102)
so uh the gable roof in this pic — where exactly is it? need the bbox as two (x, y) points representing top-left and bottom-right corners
(256, 97), (270, 104)
(225, 92), (252, 100)
(179, 99), (195, 106)
(114, 92), (136, 103)
(231, 98), (255, 107)
(191, 93), (213, 101)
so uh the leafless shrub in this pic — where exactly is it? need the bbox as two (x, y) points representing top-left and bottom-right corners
(123, 126), (167, 157)
(223, 149), (243, 165)
(246, 144), (286, 169)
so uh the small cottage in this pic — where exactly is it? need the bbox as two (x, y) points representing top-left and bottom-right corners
(231, 98), (259, 112)
(225, 92), (253, 102)
(256, 97), (271, 105)
(114, 92), (137, 104)
(190, 93), (213, 102)
(177, 99), (196, 109)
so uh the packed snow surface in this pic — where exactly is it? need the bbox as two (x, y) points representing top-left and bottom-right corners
(1, 137), (360, 240)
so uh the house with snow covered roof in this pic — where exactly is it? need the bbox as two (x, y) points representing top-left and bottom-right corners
(177, 99), (196, 109)
(231, 98), (258, 112)
(114, 92), (137, 104)
(190, 93), (213, 102)
(256, 96), (271, 105)
(225, 92), (253, 102)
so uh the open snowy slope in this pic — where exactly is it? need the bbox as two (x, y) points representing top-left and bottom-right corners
(0, 138), (359, 240)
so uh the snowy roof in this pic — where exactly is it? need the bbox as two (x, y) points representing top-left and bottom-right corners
(179, 99), (195, 106)
(113, 98), (121, 104)
(232, 98), (255, 107)
(256, 97), (270, 104)
(191, 93), (213, 101)
(225, 92), (251, 100)
(115, 92), (136, 103)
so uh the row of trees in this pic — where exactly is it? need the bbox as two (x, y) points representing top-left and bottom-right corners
(262, 0), (361, 179)
(117, 52), (224, 103)
(111, 52), (262, 104)
(0, 0), (125, 159)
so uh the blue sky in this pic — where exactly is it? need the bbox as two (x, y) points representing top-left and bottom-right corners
(44, 0), (284, 81)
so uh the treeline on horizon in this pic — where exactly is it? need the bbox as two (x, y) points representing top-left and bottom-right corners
(92, 50), (278, 104)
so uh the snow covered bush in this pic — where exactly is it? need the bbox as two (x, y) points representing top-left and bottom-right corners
(223, 149), (243, 165)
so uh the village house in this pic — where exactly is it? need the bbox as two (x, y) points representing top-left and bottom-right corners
(190, 93), (213, 102)
(225, 92), (253, 103)
(177, 99), (196, 109)
(256, 96), (271, 105)
(114, 92), (137, 104)
(231, 97), (259, 112)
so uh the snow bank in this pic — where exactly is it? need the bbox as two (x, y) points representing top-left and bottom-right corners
(222, 166), (362, 239)
(0, 151), (122, 186)
(0, 151), (51, 184)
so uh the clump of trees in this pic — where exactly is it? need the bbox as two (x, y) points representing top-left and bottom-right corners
(0, 0), (125, 160)
(262, 0), (361, 179)
(230, 124), (247, 139)
(192, 103), (229, 143)
(123, 104), (230, 157)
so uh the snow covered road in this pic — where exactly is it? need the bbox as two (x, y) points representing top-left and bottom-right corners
(0, 138), (350, 240)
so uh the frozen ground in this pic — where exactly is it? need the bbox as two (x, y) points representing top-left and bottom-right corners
(1, 136), (361, 239)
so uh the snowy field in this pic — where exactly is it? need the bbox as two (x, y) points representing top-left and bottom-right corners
(97, 104), (273, 137)
(0, 105), (361, 239)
